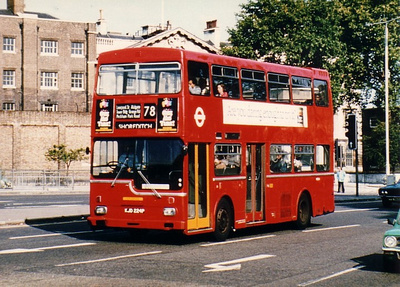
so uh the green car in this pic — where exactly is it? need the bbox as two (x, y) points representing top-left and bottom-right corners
(383, 209), (400, 272)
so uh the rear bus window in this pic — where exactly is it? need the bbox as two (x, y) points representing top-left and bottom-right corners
(314, 79), (329, 107)
(316, 145), (330, 171)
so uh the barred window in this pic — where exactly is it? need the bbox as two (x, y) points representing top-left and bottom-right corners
(71, 42), (84, 56)
(2, 102), (15, 111)
(40, 103), (58, 112)
(40, 72), (58, 89)
(3, 37), (15, 52)
(41, 40), (58, 55)
(3, 70), (15, 87)
(71, 72), (84, 89)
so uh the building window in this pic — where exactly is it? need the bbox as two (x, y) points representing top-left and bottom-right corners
(40, 72), (58, 89)
(2, 102), (15, 111)
(3, 37), (15, 52)
(3, 70), (15, 87)
(40, 103), (58, 112)
(41, 40), (58, 55)
(71, 72), (84, 89)
(71, 42), (84, 56)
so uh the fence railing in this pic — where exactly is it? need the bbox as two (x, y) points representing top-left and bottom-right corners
(0, 170), (89, 191)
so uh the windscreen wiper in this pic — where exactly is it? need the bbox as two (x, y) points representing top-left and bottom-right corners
(111, 157), (128, 187)
(137, 170), (161, 198)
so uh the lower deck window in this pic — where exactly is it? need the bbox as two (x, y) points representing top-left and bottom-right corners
(214, 144), (241, 175)
(270, 145), (292, 173)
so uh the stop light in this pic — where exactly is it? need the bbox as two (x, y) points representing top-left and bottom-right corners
(345, 114), (357, 150)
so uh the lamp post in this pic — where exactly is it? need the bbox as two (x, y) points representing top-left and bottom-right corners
(368, 16), (400, 179)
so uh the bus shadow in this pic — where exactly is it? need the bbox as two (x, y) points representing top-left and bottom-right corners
(26, 216), (314, 246)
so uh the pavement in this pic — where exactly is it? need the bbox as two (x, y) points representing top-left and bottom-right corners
(0, 182), (383, 227)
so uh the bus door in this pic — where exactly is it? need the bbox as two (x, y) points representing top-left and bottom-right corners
(246, 144), (265, 223)
(187, 143), (210, 230)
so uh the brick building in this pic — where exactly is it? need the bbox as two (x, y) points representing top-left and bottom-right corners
(0, 0), (95, 171)
(0, 0), (96, 112)
(0, 1), (219, 172)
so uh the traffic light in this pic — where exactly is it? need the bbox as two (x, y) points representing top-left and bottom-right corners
(345, 114), (357, 150)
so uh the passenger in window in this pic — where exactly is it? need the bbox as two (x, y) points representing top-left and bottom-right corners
(214, 155), (228, 170)
(198, 78), (210, 95)
(216, 83), (228, 97)
(294, 156), (303, 172)
(189, 79), (201, 95)
(271, 154), (287, 172)
(315, 94), (326, 106)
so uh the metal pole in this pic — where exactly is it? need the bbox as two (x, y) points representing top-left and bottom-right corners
(384, 22), (390, 176)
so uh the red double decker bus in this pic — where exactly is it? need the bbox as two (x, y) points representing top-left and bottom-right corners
(88, 47), (334, 241)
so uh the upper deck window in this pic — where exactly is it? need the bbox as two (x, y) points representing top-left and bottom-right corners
(188, 61), (210, 96)
(241, 69), (266, 101)
(292, 76), (312, 105)
(314, 79), (329, 107)
(212, 65), (240, 98)
(97, 62), (181, 95)
(268, 73), (290, 103)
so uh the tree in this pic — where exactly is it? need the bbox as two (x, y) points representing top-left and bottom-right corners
(363, 109), (400, 173)
(223, 0), (400, 110)
(45, 144), (87, 174)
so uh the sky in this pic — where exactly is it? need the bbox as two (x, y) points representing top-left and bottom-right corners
(0, 0), (247, 41)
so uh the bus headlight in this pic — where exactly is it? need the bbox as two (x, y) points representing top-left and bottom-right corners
(163, 207), (176, 216)
(95, 206), (108, 215)
(384, 236), (397, 248)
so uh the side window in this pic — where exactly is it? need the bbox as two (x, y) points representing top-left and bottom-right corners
(241, 69), (266, 101)
(314, 79), (329, 107)
(316, 145), (330, 171)
(268, 73), (290, 103)
(292, 76), (312, 105)
(270, 145), (292, 173)
(188, 61), (210, 96)
(212, 65), (240, 98)
(214, 144), (241, 176)
(294, 145), (314, 172)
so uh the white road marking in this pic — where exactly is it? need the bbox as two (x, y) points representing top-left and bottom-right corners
(302, 224), (360, 233)
(200, 235), (276, 247)
(203, 254), (275, 273)
(298, 265), (364, 286)
(55, 250), (163, 267)
(9, 230), (92, 240)
(334, 208), (377, 213)
(0, 242), (95, 255)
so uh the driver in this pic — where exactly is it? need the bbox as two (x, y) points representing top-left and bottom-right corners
(118, 148), (134, 172)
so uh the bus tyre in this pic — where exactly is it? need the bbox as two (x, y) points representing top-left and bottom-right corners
(214, 199), (232, 242)
(296, 193), (311, 230)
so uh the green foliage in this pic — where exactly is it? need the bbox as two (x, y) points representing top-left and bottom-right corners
(45, 144), (87, 173)
(224, 0), (400, 110)
(363, 108), (400, 172)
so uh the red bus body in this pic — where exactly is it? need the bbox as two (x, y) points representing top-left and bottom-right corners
(88, 47), (334, 240)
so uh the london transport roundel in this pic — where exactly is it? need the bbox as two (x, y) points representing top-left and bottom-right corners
(194, 107), (206, 127)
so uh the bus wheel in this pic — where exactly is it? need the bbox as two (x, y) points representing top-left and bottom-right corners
(296, 193), (311, 230)
(214, 199), (232, 241)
